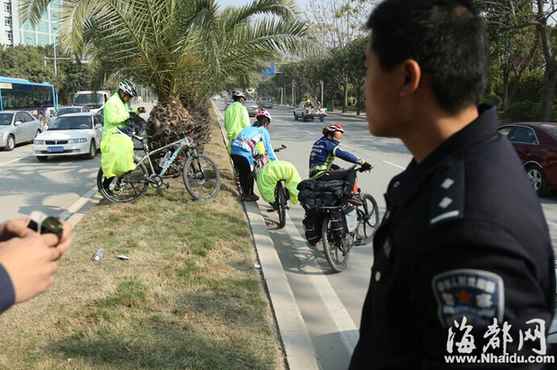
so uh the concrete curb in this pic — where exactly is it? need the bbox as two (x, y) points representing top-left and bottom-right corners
(212, 102), (320, 370)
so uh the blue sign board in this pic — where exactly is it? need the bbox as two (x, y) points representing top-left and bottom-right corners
(261, 62), (275, 77)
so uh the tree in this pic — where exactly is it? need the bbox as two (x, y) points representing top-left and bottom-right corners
(0, 45), (54, 83)
(305, 0), (374, 112)
(477, 0), (557, 120)
(21, 0), (312, 153)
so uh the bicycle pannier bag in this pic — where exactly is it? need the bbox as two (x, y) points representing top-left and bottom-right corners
(303, 209), (323, 245)
(297, 179), (350, 209)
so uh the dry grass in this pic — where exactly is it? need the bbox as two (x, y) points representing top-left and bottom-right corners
(0, 109), (285, 370)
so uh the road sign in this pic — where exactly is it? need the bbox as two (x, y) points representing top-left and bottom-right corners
(261, 62), (275, 77)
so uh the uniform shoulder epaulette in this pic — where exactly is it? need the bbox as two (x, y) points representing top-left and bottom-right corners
(429, 158), (465, 227)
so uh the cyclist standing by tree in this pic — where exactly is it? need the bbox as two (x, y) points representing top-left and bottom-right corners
(230, 109), (277, 201)
(309, 123), (372, 205)
(224, 90), (250, 153)
(100, 79), (146, 195)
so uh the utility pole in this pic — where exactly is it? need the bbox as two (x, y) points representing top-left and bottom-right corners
(291, 80), (295, 107)
(320, 80), (324, 108)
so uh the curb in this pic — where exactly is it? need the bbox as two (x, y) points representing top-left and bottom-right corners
(212, 102), (321, 370)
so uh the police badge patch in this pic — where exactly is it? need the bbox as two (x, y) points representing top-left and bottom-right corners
(432, 269), (504, 328)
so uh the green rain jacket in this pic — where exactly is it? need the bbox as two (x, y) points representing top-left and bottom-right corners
(256, 160), (302, 204)
(224, 101), (250, 153)
(102, 92), (140, 139)
(100, 92), (140, 177)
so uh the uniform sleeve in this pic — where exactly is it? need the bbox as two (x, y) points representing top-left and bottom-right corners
(332, 145), (363, 164)
(263, 129), (277, 161)
(408, 219), (554, 368)
(0, 263), (15, 314)
(242, 108), (250, 130)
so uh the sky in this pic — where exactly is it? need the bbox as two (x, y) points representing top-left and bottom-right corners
(216, 0), (311, 13)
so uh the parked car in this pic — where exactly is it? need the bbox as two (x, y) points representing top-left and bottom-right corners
(49, 106), (90, 125)
(259, 97), (273, 109)
(33, 113), (103, 161)
(293, 101), (327, 122)
(0, 110), (44, 151)
(243, 100), (260, 117)
(498, 122), (557, 196)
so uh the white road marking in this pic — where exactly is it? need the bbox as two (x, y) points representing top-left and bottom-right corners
(284, 212), (359, 354)
(383, 160), (405, 170)
(58, 186), (98, 222)
(0, 153), (31, 166)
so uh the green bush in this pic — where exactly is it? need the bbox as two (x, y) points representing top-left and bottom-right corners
(502, 100), (539, 122)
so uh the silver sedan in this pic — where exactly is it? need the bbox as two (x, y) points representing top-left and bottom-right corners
(0, 110), (44, 151)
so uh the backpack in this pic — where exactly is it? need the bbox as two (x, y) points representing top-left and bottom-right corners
(297, 179), (351, 210)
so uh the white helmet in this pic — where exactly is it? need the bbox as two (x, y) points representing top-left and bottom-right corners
(119, 79), (137, 97)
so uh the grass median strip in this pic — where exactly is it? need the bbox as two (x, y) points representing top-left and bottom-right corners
(0, 109), (285, 370)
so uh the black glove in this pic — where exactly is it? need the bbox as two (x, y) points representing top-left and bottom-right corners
(361, 162), (373, 171)
(330, 163), (340, 170)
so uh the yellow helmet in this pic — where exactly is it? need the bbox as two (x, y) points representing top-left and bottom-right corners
(306, 99), (311, 104)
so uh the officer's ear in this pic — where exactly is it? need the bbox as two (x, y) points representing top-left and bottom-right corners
(400, 59), (421, 98)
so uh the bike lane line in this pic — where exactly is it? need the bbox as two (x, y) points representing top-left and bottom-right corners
(283, 212), (360, 354)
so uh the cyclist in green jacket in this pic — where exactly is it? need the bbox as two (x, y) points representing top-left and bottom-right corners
(101, 79), (146, 195)
(224, 90), (250, 153)
(102, 79), (145, 140)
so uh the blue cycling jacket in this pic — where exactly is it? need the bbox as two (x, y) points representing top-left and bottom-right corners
(230, 125), (277, 166)
(309, 136), (364, 178)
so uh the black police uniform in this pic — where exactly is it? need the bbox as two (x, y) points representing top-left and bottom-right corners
(349, 105), (555, 369)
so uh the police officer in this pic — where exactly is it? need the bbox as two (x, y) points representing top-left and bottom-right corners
(350, 1), (555, 369)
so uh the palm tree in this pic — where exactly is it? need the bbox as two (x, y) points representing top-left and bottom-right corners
(21, 0), (311, 152)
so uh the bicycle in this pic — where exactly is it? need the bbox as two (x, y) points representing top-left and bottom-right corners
(254, 145), (288, 229)
(303, 164), (380, 272)
(97, 130), (221, 203)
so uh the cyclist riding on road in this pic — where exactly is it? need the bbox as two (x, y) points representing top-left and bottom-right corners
(101, 79), (146, 195)
(309, 123), (372, 205)
(230, 108), (277, 202)
(224, 89), (250, 153)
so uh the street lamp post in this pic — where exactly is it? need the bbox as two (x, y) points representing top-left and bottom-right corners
(320, 80), (324, 108)
(291, 80), (295, 107)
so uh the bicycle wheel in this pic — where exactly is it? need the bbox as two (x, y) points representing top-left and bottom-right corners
(183, 154), (221, 200)
(275, 182), (287, 229)
(321, 215), (350, 272)
(97, 164), (149, 203)
(356, 193), (380, 245)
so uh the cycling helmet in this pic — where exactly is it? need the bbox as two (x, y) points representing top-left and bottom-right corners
(322, 123), (344, 136)
(255, 108), (271, 128)
(119, 79), (138, 97)
(232, 89), (245, 99)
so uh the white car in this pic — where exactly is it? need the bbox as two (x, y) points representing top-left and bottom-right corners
(0, 110), (44, 151)
(33, 113), (103, 161)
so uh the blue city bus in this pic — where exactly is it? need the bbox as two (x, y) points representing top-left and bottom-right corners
(0, 77), (56, 124)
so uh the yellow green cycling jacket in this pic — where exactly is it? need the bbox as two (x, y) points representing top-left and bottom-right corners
(224, 101), (250, 153)
(102, 92), (140, 140)
(256, 160), (302, 204)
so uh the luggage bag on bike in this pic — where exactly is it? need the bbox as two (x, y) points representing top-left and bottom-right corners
(297, 179), (350, 210)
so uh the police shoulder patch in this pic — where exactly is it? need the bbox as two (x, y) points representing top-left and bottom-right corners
(431, 269), (504, 328)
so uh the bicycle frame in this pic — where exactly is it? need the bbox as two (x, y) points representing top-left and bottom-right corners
(135, 135), (193, 177)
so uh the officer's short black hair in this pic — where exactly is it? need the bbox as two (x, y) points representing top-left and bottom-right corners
(366, 0), (488, 114)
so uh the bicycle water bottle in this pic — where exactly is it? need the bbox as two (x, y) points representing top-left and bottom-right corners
(92, 248), (105, 261)
(159, 152), (171, 168)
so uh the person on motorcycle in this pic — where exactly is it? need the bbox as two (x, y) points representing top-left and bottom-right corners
(230, 108), (277, 202)
(309, 123), (373, 205)
(305, 99), (313, 108)
(101, 79), (146, 195)
(224, 89), (250, 153)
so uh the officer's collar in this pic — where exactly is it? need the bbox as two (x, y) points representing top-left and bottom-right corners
(386, 104), (498, 206)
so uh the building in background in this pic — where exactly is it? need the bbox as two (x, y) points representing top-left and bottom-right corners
(1, 0), (61, 46)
